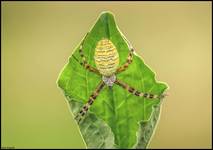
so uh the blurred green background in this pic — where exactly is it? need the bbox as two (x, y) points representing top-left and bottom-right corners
(1, 2), (212, 149)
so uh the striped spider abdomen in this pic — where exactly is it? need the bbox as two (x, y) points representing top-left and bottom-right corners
(94, 38), (119, 77)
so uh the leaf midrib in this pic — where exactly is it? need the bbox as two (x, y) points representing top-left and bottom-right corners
(108, 87), (119, 146)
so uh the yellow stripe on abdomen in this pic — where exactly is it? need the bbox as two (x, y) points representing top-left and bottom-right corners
(94, 39), (119, 76)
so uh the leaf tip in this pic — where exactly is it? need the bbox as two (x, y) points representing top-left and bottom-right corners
(100, 10), (114, 15)
(99, 10), (115, 18)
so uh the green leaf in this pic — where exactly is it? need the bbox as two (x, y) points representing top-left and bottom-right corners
(57, 11), (168, 149)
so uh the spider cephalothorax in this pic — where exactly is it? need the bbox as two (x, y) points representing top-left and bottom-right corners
(75, 33), (166, 123)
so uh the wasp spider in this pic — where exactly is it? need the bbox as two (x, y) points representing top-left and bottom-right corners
(74, 33), (167, 123)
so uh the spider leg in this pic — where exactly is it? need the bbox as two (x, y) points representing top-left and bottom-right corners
(75, 81), (105, 124)
(115, 79), (167, 100)
(78, 33), (100, 75)
(116, 35), (134, 74)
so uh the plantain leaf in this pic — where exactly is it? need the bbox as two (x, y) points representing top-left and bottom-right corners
(57, 11), (168, 149)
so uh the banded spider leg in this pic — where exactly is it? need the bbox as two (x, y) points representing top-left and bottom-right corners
(115, 79), (167, 100)
(75, 81), (105, 124)
(116, 35), (134, 74)
(78, 33), (100, 75)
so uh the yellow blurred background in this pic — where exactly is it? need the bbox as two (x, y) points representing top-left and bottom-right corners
(2, 2), (212, 149)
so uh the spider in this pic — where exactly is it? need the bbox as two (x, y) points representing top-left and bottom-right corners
(74, 33), (167, 123)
